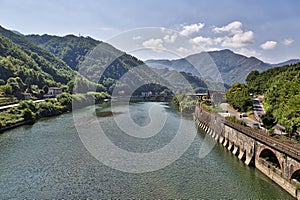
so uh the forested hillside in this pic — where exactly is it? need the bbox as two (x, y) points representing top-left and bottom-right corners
(246, 63), (300, 133)
(0, 26), (75, 84)
(26, 34), (100, 70)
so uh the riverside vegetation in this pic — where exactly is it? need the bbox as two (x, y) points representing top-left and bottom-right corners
(226, 62), (300, 140)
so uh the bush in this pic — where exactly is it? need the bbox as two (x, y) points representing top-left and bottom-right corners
(57, 92), (72, 110)
(262, 111), (276, 129)
(22, 108), (35, 121)
(225, 116), (247, 126)
(268, 128), (275, 136)
(18, 100), (37, 112)
(36, 101), (63, 118)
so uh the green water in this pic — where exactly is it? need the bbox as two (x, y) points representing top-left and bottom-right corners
(0, 102), (294, 199)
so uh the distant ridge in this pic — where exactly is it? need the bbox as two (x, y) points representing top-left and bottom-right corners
(271, 59), (300, 67)
(146, 49), (300, 85)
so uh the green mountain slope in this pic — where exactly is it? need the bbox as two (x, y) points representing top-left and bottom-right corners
(0, 35), (69, 88)
(26, 34), (100, 70)
(0, 26), (75, 84)
(246, 63), (300, 133)
(23, 33), (174, 95)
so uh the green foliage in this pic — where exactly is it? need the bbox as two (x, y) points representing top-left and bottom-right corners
(7, 77), (26, 98)
(86, 92), (110, 103)
(261, 111), (277, 129)
(246, 70), (260, 92)
(296, 183), (300, 191)
(18, 100), (37, 112)
(247, 62), (300, 134)
(36, 100), (64, 118)
(227, 116), (246, 126)
(22, 108), (35, 121)
(226, 82), (252, 112)
(57, 92), (72, 107)
(247, 63), (300, 95)
(268, 128), (275, 137)
(225, 116), (247, 126)
(26, 34), (100, 70)
(0, 84), (12, 95)
(0, 26), (75, 85)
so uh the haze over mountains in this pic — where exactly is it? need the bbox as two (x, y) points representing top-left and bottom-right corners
(0, 24), (299, 93)
(146, 50), (300, 85)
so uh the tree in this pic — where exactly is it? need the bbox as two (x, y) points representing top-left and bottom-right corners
(261, 111), (276, 129)
(0, 84), (12, 95)
(226, 82), (252, 112)
(7, 77), (26, 99)
(42, 85), (49, 94)
(57, 92), (72, 110)
(246, 70), (260, 93)
(22, 108), (35, 121)
(246, 70), (259, 85)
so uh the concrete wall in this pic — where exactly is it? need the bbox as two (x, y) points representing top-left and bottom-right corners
(194, 106), (300, 199)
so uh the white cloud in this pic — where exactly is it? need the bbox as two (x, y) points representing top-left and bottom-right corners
(163, 34), (177, 43)
(142, 38), (165, 51)
(260, 41), (277, 50)
(236, 48), (261, 58)
(177, 47), (189, 54)
(189, 36), (213, 46)
(283, 38), (294, 46)
(180, 23), (205, 36)
(213, 21), (242, 34)
(132, 36), (142, 40)
(213, 21), (253, 48)
(220, 31), (254, 48)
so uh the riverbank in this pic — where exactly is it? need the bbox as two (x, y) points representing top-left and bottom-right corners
(0, 92), (110, 133)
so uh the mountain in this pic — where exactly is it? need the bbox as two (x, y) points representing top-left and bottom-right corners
(26, 34), (100, 70)
(152, 68), (230, 92)
(0, 25), (76, 85)
(25, 33), (214, 95)
(146, 49), (274, 85)
(0, 35), (58, 87)
(247, 62), (300, 133)
(0, 25), (188, 96)
(272, 59), (300, 67)
(11, 30), (24, 36)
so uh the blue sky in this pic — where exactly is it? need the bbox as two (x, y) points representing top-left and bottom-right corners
(0, 0), (299, 63)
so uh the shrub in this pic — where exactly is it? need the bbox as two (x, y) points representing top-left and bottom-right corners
(18, 100), (37, 112)
(296, 183), (300, 190)
(268, 128), (275, 136)
(57, 92), (72, 110)
(22, 108), (35, 121)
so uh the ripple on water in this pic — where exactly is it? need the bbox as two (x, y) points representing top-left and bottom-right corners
(0, 102), (295, 199)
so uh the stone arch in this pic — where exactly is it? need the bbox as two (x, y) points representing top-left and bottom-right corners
(258, 148), (282, 169)
(289, 166), (300, 181)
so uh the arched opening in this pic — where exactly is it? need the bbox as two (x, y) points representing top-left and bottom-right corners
(259, 148), (281, 169)
(291, 170), (300, 182)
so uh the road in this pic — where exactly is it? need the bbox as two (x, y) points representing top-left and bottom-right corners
(0, 99), (44, 111)
(220, 103), (259, 127)
(252, 97), (265, 123)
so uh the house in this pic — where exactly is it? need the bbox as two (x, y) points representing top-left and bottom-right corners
(22, 92), (31, 100)
(48, 87), (63, 97)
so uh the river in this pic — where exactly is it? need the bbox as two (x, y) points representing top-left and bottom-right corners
(0, 102), (294, 199)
